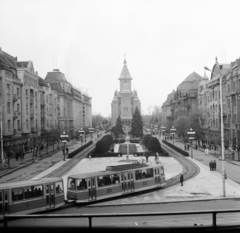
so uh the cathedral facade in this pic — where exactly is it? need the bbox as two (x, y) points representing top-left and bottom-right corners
(111, 59), (141, 126)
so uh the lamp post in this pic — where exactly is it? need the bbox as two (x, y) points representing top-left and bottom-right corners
(60, 131), (68, 161)
(161, 125), (166, 138)
(187, 128), (195, 158)
(204, 64), (238, 197)
(79, 128), (84, 146)
(170, 126), (176, 145)
(0, 103), (7, 170)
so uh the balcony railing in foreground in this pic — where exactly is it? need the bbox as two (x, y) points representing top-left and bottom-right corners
(3, 209), (240, 231)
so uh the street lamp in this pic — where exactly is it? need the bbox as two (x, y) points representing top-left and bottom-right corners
(79, 128), (84, 146)
(60, 131), (68, 161)
(161, 125), (166, 138)
(170, 126), (176, 145)
(205, 64), (238, 197)
(187, 128), (195, 158)
(0, 102), (7, 170)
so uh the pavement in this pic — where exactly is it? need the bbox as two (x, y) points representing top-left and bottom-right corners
(0, 133), (98, 182)
(1, 134), (240, 206)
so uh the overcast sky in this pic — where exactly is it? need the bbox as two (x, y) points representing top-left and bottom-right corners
(1, 0), (240, 117)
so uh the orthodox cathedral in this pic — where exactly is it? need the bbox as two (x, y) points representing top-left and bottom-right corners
(111, 58), (141, 126)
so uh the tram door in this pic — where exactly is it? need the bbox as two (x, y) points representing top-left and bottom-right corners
(88, 177), (96, 201)
(121, 171), (134, 193)
(155, 168), (161, 186)
(46, 183), (55, 209)
(0, 190), (9, 216)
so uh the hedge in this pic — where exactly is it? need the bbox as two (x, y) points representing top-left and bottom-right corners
(67, 141), (93, 158)
(91, 152), (123, 157)
(162, 140), (189, 157)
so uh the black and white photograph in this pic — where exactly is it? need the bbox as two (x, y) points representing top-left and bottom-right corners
(1, 0), (240, 232)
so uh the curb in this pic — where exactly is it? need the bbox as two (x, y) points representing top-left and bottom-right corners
(86, 196), (240, 208)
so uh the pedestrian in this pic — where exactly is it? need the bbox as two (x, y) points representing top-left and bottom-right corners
(184, 144), (186, 150)
(209, 160), (213, 171)
(180, 173), (184, 186)
(206, 148), (209, 155)
(62, 148), (65, 155)
(66, 147), (69, 155)
(196, 144), (198, 150)
(213, 160), (216, 171)
(187, 144), (190, 150)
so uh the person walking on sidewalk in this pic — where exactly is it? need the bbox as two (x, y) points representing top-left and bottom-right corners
(180, 173), (184, 186)
(66, 147), (69, 156)
(213, 160), (216, 171)
(209, 160), (213, 171)
(206, 147), (209, 155)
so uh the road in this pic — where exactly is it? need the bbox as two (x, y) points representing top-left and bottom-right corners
(1, 199), (240, 229)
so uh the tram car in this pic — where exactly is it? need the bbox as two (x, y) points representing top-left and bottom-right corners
(67, 162), (166, 203)
(0, 177), (65, 218)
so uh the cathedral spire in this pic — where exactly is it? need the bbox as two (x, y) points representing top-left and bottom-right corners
(124, 54), (127, 64)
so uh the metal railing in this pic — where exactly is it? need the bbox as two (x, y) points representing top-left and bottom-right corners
(3, 209), (240, 231)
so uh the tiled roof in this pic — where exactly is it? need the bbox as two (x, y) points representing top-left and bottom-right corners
(0, 50), (17, 69)
(49, 83), (63, 93)
(45, 69), (67, 83)
(16, 61), (29, 68)
(118, 58), (132, 80)
(38, 77), (49, 87)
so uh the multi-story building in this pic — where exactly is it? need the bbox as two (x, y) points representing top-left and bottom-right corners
(161, 90), (175, 129)
(45, 69), (92, 136)
(172, 72), (202, 120)
(0, 48), (92, 158)
(111, 58), (141, 126)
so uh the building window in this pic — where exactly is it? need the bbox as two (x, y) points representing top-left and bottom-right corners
(7, 84), (10, 95)
(26, 120), (29, 130)
(17, 88), (20, 97)
(17, 120), (20, 131)
(26, 105), (28, 114)
(26, 89), (28, 98)
(7, 102), (10, 113)
(8, 120), (11, 131)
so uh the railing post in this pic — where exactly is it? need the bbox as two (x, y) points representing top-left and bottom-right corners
(4, 216), (8, 232)
(212, 212), (217, 232)
(89, 216), (92, 230)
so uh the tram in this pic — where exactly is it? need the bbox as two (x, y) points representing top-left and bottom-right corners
(0, 177), (65, 218)
(67, 162), (166, 203)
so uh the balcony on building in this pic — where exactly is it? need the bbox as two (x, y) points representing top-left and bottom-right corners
(13, 94), (19, 102)
(31, 127), (38, 133)
(230, 90), (236, 96)
(40, 99), (45, 106)
(13, 111), (19, 120)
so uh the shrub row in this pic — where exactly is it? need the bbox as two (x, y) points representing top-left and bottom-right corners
(113, 139), (125, 144)
(130, 139), (141, 143)
(67, 141), (93, 158)
(162, 140), (189, 157)
(91, 152), (123, 157)
(94, 135), (113, 153)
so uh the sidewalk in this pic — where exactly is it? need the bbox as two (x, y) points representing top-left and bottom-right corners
(0, 132), (100, 181)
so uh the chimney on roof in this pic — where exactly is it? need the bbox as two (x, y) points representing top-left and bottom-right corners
(53, 69), (59, 72)
(36, 71), (38, 75)
(15, 56), (17, 61)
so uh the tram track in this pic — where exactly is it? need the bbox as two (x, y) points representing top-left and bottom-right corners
(161, 143), (200, 188)
(46, 142), (96, 178)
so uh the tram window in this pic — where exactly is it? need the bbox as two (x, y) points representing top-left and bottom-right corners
(154, 169), (157, 175)
(135, 170), (142, 180)
(146, 168), (153, 178)
(128, 173), (130, 180)
(98, 176), (104, 186)
(103, 175), (112, 186)
(0, 192), (2, 202)
(56, 182), (63, 194)
(160, 168), (164, 175)
(4, 191), (8, 201)
(68, 178), (76, 190)
(92, 178), (95, 187)
(25, 185), (43, 199)
(112, 174), (120, 184)
(77, 179), (87, 190)
(12, 188), (23, 201)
